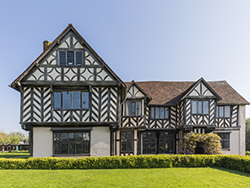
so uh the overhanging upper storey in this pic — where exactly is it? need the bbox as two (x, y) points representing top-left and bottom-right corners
(10, 24), (126, 94)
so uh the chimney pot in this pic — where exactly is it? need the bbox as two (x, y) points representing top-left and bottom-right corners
(43, 40), (51, 52)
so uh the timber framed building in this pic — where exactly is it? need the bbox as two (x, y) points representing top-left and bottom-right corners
(10, 24), (249, 157)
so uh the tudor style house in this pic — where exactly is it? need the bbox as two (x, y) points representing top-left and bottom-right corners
(10, 24), (249, 157)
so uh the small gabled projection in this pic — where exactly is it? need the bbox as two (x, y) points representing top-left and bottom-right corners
(189, 82), (213, 97)
(186, 78), (221, 99)
(126, 81), (152, 99)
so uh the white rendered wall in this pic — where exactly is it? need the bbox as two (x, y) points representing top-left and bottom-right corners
(238, 105), (246, 155)
(33, 127), (53, 157)
(221, 130), (239, 155)
(90, 127), (110, 157)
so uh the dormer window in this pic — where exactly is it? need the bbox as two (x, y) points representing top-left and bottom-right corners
(125, 100), (141, 116)
(191, 100), (209, 115)
(58, 51), (83, 65)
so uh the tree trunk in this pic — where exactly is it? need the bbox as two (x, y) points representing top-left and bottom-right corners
(1, 144), (4, 153)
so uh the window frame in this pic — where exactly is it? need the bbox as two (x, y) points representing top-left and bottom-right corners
(53, 131), (90, 156)
(191, 100), (209, 115)
(216, 106), (231, 118)
(142, 131), (157, 154)
(120, 131), (133, 153)
(125, 100), (142, 117)
(217, 133), (230, 149)
(150, 106), (169, 120)
(53, 90), (89, 110)
(58, 51), (83, 66)
(142, 131), (175, 154)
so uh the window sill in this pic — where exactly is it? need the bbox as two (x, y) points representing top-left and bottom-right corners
(53, 154), (90, 157)
(54, 109), (89, 111)
(124, 115), (143, 117)
(191, 114), (209, 115)
(221, 149), (230, 151)
(150, 118), (170, 120)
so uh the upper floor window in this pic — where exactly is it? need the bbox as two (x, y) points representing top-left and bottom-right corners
(216, 106), (230, 118)
(150, 107), (169, 119)
(125, 101), (141, 116)
(58, 51), (83, 66)
(54, 91), (89, 110)
(191, 100), (209, 115)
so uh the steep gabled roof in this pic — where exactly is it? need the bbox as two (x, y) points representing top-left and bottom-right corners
(180, 77), (222, 100)
(10, 24), (126, 91)
(133, 80), (249, 106)
(125, 80), (152, 100)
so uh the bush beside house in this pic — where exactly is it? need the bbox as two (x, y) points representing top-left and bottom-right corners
(0, 155), (250, 173)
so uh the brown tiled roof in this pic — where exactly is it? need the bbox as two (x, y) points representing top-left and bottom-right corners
(125, 81), (249, 105)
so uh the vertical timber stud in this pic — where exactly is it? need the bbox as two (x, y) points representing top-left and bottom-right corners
(89, 85), (92, 121)
(116, 130), (120, 155)
(20, 84), (23, 123)
(50, 85), (54, 122)
(134, 129), (138, 155)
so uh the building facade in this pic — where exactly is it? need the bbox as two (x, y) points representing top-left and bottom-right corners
(10, 24), (249, 157)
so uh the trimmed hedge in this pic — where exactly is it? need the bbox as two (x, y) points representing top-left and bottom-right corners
(0, 155), (250, 173)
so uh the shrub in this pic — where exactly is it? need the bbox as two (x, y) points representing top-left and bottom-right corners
(0, 155), (250, 173)
(178, 132), (222, 154)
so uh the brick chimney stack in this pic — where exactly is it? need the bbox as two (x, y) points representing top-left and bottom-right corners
(43, 40), (51, 52)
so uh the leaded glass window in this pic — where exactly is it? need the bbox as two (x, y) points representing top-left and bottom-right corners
(150, 107), (169, 119)
(58, 51), (83, 65)
(125, 101), (142, 116)
(217, 133), (230, 149)
(121, 132), (133, 152)
(191, 100), (209, 115)
(216, 106), (231, 118)
(54, 91), (89, 109)
(53, 131), (90, 155)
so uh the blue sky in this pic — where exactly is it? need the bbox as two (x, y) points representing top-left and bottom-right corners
(1, 1), (250, 134)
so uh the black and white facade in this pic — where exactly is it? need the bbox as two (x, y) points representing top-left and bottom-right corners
(10, 24), (248, 157)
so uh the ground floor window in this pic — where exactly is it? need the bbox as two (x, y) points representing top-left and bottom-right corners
(142, 131), (175, 154)
(217, 133), (230, 149)
(159, 132), (174, 153)
(53, 131), (90, 155)
(121, 131), (133, 153)
(143, 132), (156, 154)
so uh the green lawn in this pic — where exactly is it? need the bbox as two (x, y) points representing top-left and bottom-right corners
(0, 167), (249, 187)
(0, 151), (30, 158)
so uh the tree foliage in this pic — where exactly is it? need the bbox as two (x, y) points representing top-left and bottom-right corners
(0, 131), (9, 153)
(246, 118), (250, 131)
(246, 118), (250, 151)
(178, 132), (222, 155)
